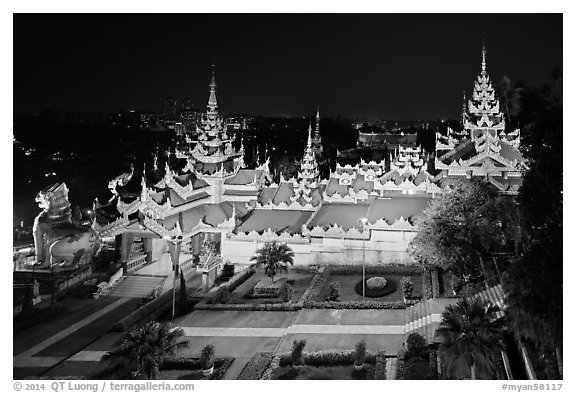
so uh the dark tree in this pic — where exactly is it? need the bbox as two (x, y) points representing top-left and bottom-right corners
(178, 268), (187, 315)
(408, 179), (519, 279)
(435, 298), (505, 380)
(250, 241), (294, 282)
(98, 321), (189, 379)
(503, 80), (563, 376)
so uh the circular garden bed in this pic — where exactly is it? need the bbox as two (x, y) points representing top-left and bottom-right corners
(354, 276), (397, 298)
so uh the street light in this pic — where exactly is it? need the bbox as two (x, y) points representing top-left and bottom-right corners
(359, 217), (368, 300)
(164, 234), (183, 319)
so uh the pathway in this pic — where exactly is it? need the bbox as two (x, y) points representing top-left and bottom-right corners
(13, 255), (201, 379)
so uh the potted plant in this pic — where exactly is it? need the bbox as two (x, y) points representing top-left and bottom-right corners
(200, 344), (215, 377)
(354, 340), (366, 370)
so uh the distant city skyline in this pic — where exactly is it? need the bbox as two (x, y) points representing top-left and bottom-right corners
(14, 14), (562, 120)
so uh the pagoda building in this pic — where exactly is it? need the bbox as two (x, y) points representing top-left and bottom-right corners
(298, 121), (321, 184)
(185, 65), (243, 176)
(434, 42), (525, 195)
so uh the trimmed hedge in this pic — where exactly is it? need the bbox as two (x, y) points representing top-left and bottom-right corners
(226, 266), (256, 292)
(303, 299), (417, 310)
(238, 352), (274, 380)
(328, 264), (423, 276)
(160, 357), (234, 380)
(354, 277), (397, 298)
(195, 302), (301, 312)
(298, 267), (329, 304)
(279, 350), (378, 367)
(374, 350), (387, 380)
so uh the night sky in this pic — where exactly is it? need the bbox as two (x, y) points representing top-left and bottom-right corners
(14, 13), (562, 120)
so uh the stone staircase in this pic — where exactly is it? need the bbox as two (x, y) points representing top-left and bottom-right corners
(107, 274), (167, 298)
(474, 283), (505, 319)
(404, 284), (505, 343)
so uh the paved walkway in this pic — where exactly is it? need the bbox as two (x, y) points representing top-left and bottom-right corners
(14, 256), (201, 379)
(14, 298), (132, 368)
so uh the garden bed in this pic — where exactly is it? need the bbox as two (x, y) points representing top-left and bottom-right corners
(272, 364), (375, 380)
(307, 264), (424, 304)
(158, 357), (233, 380)
(218, 268), (315, 305)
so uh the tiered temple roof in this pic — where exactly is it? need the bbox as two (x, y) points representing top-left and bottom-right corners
(434, 42), (525, 194)
(185, 65), (244, 176)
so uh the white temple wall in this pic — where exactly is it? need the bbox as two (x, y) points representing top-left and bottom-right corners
(221, 237), (312, 265)
(221, 228), (417, 266)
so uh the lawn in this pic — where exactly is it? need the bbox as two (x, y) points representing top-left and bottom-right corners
(272, 364), (375, 380)
(321, 274), (423, 302)
(228, 268), (315, 304)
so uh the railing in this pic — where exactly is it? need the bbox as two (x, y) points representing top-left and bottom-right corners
(180, 256), (196, 275)
(126, 255), (147, 272)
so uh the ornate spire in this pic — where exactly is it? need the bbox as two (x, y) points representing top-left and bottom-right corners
(313, 106), (321, 149)
(140, 164), (148, 201)
(481, 35), (487, 75)
(307, 120), (313, 148)
(207, 63), (218, 116)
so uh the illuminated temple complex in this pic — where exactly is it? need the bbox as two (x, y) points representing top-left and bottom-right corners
(64, 43), (526, 273)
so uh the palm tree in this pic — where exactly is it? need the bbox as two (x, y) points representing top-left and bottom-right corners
(435, 298), (505, 380)
(98, 320), (189, 379)
(250, 241), (294, 282)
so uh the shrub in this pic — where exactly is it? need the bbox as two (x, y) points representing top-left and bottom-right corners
(238, 352), (274, 380)
(291, 340), (306, 366)
(403, 356), (433, 380)
(69, 284), (98, 299)
(354, 277), (397, 298)
(200, 344), (215, 369)
(401, 277), (414, 299)
(374, 350), (387, 380)
(451, 274), (464, 295)
(406, 333), (428, 360)
(366, 276), (387, 290)
(326, 281), (341, 301)
(222, 263), (235, 279)
(354, 340), (367, 365)
(280, 284), (293, 303)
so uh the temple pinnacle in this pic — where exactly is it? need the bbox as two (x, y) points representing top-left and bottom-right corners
(481, 36), (487, 74)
